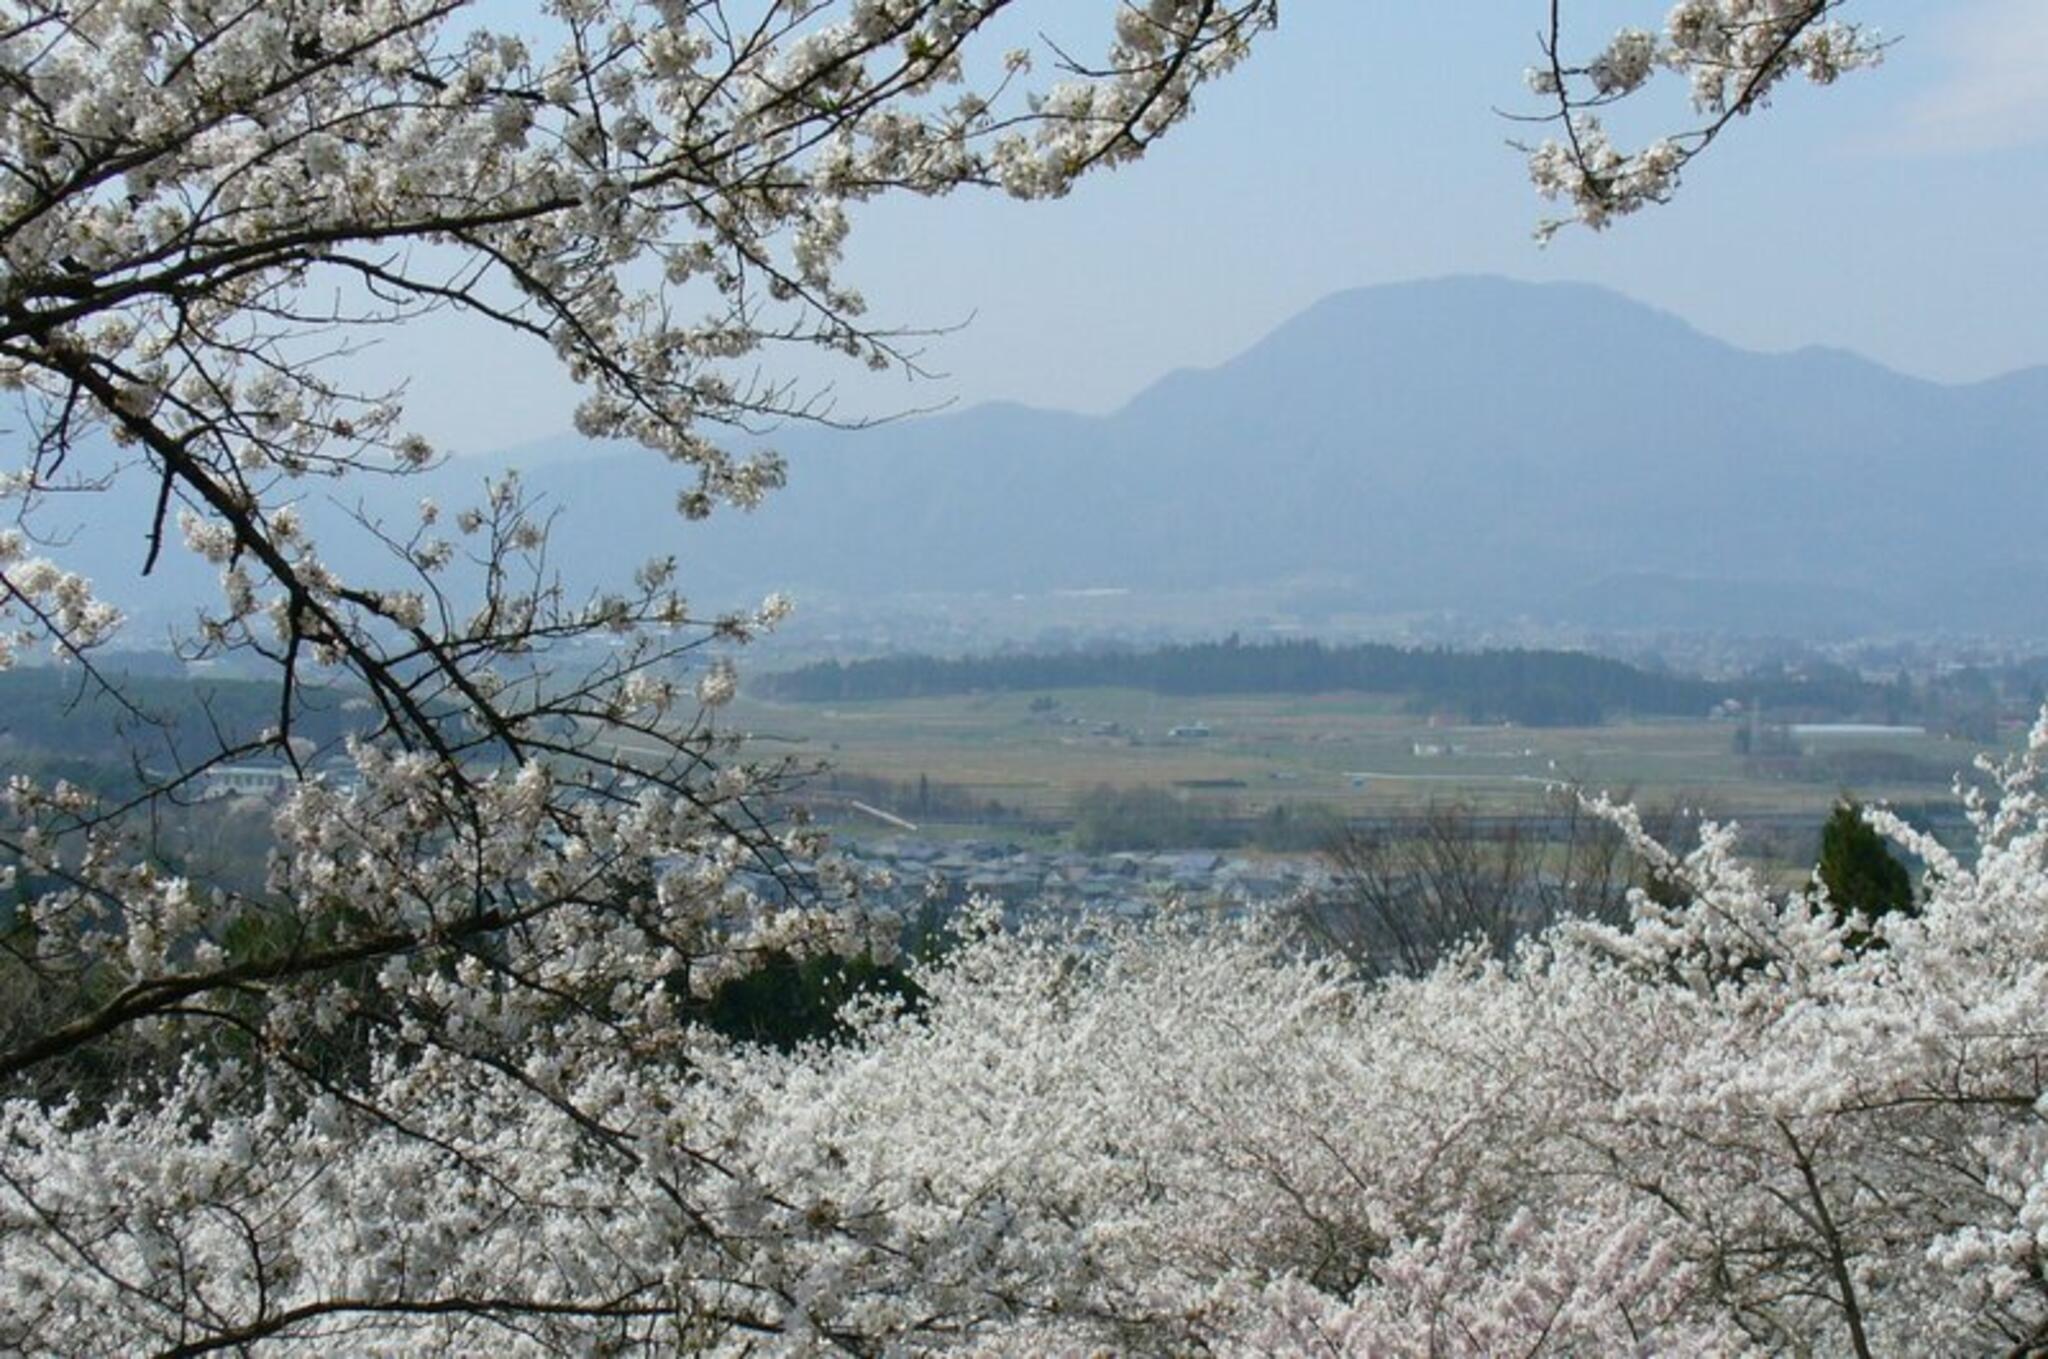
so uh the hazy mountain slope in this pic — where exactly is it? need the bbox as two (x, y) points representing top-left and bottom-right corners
(46, 276), (2048, 637)
(506, 276), (2042, 628)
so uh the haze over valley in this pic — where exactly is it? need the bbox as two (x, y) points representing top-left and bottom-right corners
(71, 277), (2046, 653)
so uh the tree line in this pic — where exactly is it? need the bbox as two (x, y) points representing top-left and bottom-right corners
(758, 638), (1884, 727)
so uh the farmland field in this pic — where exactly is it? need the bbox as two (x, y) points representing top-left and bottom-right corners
(723, 687), (2014, 827)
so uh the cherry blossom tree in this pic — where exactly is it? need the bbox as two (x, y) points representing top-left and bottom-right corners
(649, 720), (2048, 1355)
(0, 0), (1903, 1352)
(0, 1), (1280, 1346)
(0, 0), (1278, 1089)
(8, 717), (2048, 1353)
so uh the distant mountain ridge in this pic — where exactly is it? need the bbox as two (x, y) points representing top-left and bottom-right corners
(49, 276), (2048, 639)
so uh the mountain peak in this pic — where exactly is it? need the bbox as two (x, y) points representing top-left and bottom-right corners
(68, 276), (2048, 640)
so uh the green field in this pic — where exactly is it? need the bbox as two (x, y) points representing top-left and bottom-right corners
(725, 688), (2015, 825)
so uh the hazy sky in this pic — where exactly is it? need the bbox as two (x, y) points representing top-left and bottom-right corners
(391, 1), (2048, 455)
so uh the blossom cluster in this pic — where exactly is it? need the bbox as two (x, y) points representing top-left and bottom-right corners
(0, 527), (122, 667)
(1524, 2), (1881, 236)
(5, 713), (2047, 1354)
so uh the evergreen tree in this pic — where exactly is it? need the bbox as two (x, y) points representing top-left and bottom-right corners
(1816, 800), (1914, 943)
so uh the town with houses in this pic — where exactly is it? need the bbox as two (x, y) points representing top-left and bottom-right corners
(753, 835), (1327, 928)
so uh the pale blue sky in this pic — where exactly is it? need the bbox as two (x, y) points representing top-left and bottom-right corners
(393, 1), (2048, 454)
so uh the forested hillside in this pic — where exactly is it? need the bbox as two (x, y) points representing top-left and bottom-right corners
(0, 667), (362, 795)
